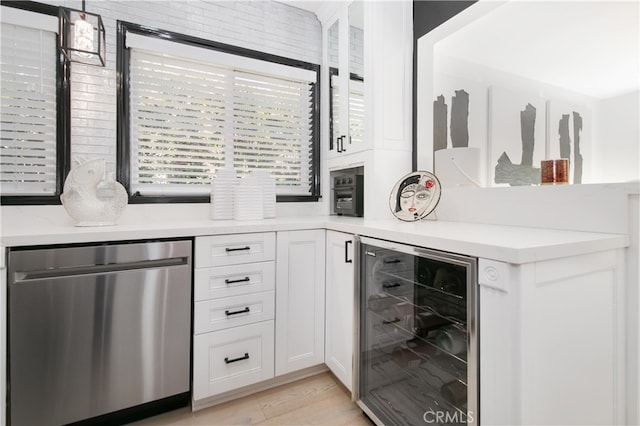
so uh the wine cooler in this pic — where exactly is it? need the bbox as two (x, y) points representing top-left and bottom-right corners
(354, 236), (478, 425)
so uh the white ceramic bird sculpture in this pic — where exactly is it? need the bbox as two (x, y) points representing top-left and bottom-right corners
(60, 158), (128, 226)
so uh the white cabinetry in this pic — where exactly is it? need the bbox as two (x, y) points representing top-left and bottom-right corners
(325, 231), (355, 391)
(192, 233), (276, 402)
(192, 230), (327, 403)
(275, 230), (326, 375)
(479, 249), (626, 425)
(322, 1), (413, 218)
(195, 233), (276, 267)
(325, 2), (367, 158)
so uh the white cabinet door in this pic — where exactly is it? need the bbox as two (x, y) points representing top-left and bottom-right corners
(275, 230), (326, 376)
(325, 1), (368, 159)
(193, 321), (275, 400)
(478, 250), (626, 425)
(325, 231), (354, 391)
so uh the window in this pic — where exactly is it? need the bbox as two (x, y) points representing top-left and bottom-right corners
(118, 22), (320, 203)
(0, 3), (68, 204)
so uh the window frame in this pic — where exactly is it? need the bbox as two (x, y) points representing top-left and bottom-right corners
(0, 0), (71, 205)
(117, 21), (321, 204)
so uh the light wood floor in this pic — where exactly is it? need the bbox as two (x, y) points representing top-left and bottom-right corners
(132, 372), (371, 426)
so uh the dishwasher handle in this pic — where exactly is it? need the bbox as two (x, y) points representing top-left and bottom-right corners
(13, 256), (189, 282)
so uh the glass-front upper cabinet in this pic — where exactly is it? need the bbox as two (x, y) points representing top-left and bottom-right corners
(348, 1), (364, 150)
(328, 17), (345, 154)
(327, 1), (367, 158)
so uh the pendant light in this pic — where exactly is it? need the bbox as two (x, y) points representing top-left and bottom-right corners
(59, 0), (106, 66)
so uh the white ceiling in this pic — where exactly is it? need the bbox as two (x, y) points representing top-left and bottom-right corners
(279, 0), (639, 99)
(435, 1), (640, 99)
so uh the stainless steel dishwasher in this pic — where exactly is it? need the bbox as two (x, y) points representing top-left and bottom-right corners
(7, 239), (192, 426)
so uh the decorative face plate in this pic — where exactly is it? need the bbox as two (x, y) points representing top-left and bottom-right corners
(389, 171), (442, 221)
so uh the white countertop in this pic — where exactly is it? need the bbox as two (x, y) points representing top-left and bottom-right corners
(325, 216), (629, 264)
(0, 204), (629, 264)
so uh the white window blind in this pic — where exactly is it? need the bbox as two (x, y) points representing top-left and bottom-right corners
(128, 37), (316, 197)
(232, 70), (312, 194)
(0, 14), (57, 196)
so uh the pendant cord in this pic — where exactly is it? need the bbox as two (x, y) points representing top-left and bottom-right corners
(82, 0), (86, 12)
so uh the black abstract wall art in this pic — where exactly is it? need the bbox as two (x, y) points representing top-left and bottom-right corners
(433, 89), (470, 154)
(489, 87), (546, 186)
(573, 111), (583, 184)
(549, 100), (588, 184)
(494, 103), (541, 186)
(450, 90), (470, 148)
(433, 95), (448, 152)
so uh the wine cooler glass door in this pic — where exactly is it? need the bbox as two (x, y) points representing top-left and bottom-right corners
(355, 236), (477, 426)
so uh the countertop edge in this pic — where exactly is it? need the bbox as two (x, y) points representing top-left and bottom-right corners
(1, 216), (630, 265)
(322, 220), (630, 264)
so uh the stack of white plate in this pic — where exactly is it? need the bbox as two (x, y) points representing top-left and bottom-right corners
(210, 168), (236, 220)
(235, 174), (263, 221)
(252, 170), (276, 218)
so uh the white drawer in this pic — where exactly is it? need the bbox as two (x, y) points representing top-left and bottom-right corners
(195, 233), (275, 268)
(194, 291), (275, 334)
(193, 321), (275, 401)
(194, 262), (275, 302)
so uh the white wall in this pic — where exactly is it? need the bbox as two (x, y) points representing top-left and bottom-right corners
(37, 0), (324, 214)
(417, 1), (639, 185)
(423, 52), (640, 185)
(593, 91), (640, 183)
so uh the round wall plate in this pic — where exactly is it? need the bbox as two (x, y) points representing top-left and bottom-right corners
(388, 171), (442, 222)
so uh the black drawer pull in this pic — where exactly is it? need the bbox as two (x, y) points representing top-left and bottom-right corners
(225, 307), (250, 316)
(384, 259), (401, 264)
(225, 277), (250, 285)
(382, 318), (401, 324)
(224, 353), (249, 364)
(225, 246), (251, 252)
(383, 282), (400, 289)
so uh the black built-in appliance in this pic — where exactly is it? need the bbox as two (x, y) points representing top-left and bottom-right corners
(333, 172), (364, 217)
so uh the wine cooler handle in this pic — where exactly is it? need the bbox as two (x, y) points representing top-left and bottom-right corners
(345, 240), (353, 263)
(352, 235), (362, 402)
